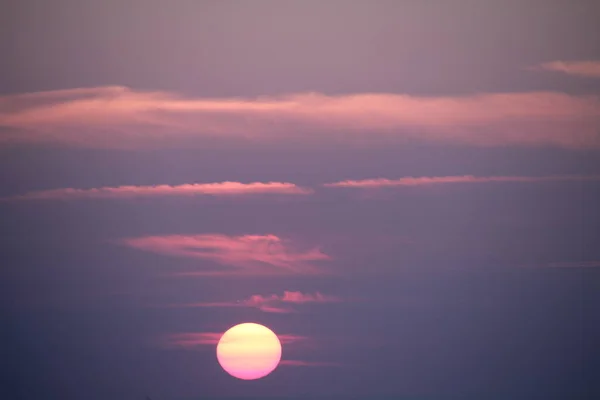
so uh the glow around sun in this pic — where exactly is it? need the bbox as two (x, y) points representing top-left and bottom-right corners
(216, 322), (282, 380)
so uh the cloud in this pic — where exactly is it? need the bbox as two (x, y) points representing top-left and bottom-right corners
(121, 234), (330, 275)
(1, 86), (599, 149)
(163, 332), (307, 349)
(177, 291), (341, 313)
(532, 60), (600, 78)
(8, 175), (597, 201)
(163, 333), (222, 347)
(278, 291), (340, 304)
(324, 174), (600, 188)
(243, 291), (340, 313)
(1, 181), (311, 201)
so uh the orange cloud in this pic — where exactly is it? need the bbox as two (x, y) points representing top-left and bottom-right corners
(1, 181), (311, 201)
(121, 234), (330, 275)
(1, 86), (599, 148)
(163, 332), (306, 349)
(532, 60), (600, 78)
(324, 175), (600, 188)
(177, 291), (341, 313)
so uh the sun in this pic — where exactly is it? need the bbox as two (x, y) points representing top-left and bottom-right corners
(216, 322), (282, 380)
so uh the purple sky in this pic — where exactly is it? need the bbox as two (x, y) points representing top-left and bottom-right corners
(2, 1), (600, 399)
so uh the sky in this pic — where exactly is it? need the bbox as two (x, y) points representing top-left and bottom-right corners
(1, 0), (600, 399)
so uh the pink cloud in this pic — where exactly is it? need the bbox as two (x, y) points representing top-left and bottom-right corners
(1, 86), (599, 148)
(121, 234), (330, 275)
(247, 291), (340, 305)
(532, 60), (600, 78)
(324, 175), (600, 188)
(163, 332), (307, 349)
(1, 181), (311, 201)
(177, 291), (341, 313)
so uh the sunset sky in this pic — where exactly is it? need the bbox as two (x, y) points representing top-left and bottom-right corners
(2, 1), (600, 399)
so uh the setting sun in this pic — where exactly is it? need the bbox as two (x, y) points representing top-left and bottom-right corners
(216, 323), (282, 380)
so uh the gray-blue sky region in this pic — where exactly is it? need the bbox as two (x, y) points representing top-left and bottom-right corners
(1, 1), (599, 400)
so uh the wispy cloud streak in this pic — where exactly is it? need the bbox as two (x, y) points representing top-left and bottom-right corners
(532, 60), (600, 78)
(177, 291), (341, 313)
(1, 86), (599, 148)
(1, 181), (311, 201)
(163, 332), (307, 349)
(324, 175), (600, 188)
(121, 234), (330, 275)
